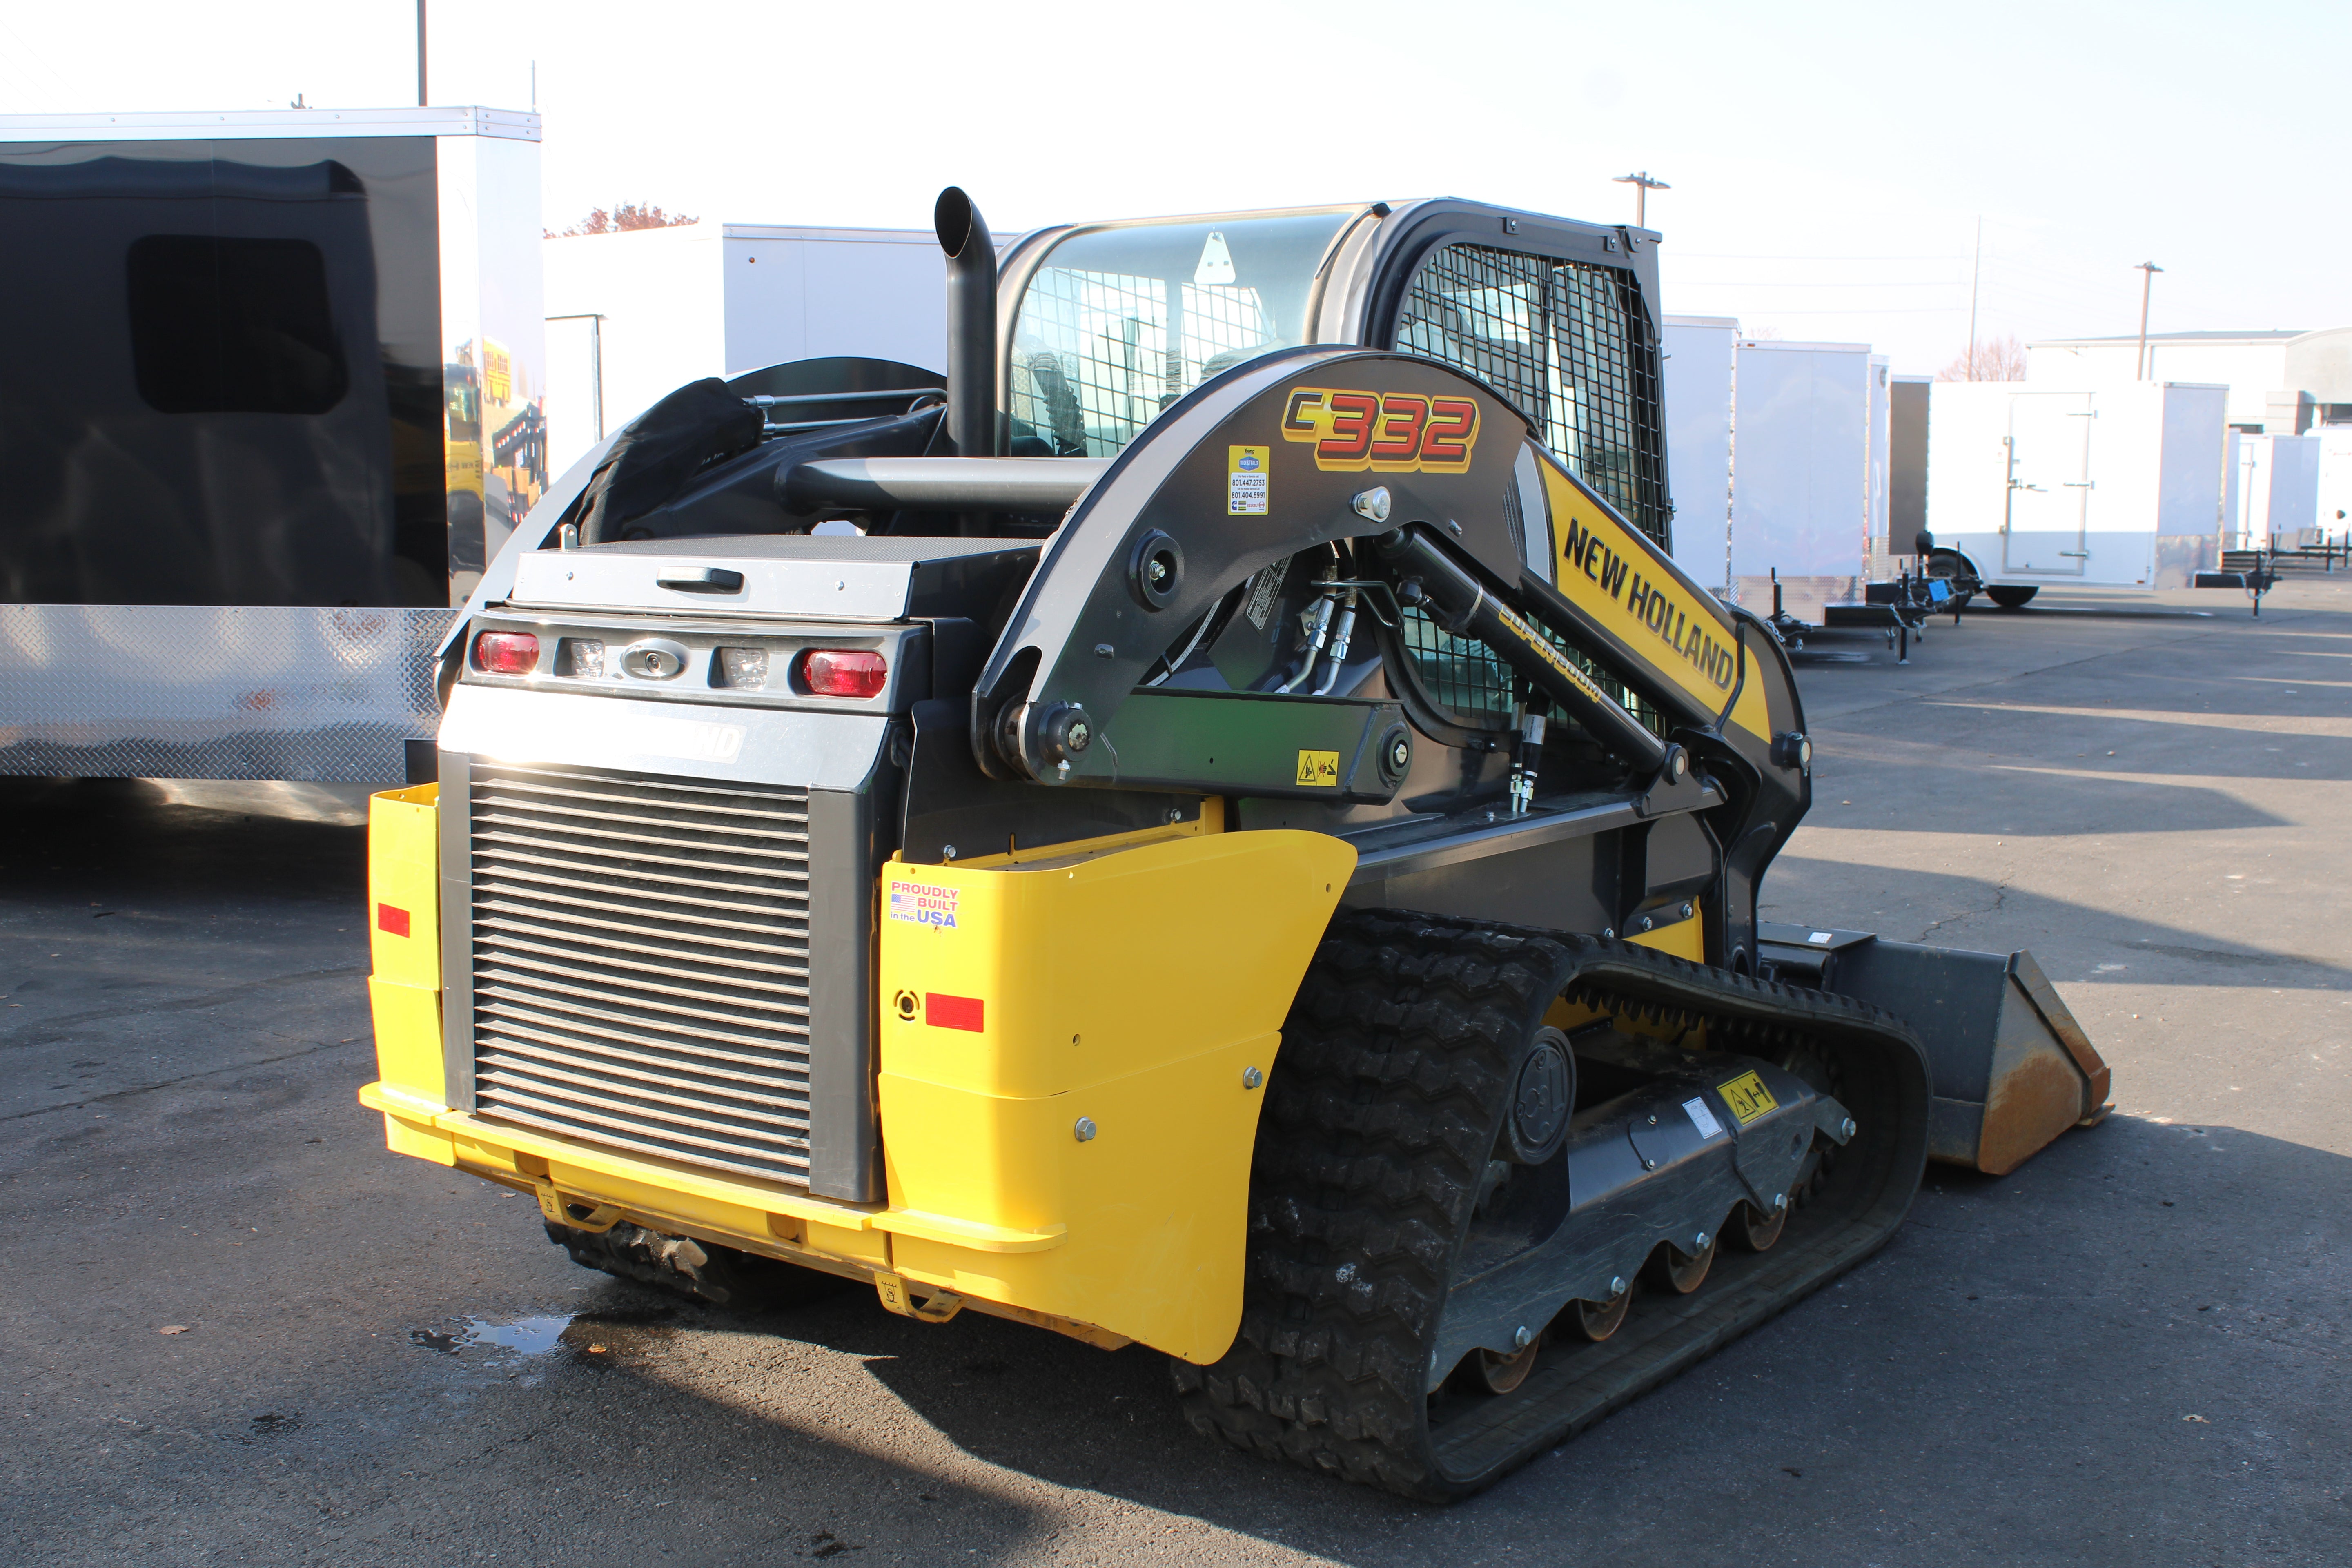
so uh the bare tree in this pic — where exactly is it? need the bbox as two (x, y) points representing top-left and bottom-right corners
(1937, 333), (2025, 381)
(546, 203), (699, 238)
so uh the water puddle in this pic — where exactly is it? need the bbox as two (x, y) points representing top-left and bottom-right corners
(409, 1312), (575, 1360)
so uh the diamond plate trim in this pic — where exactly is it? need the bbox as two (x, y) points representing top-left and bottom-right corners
(0, 606), (456, 781)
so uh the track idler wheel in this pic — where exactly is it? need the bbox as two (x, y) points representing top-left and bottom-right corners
(1570, 1283), (1631, 1343)
(1735, 1198), (1789, 1253)
(1649, 1232), (1719, 1294)
(1473, 1340), (1541, 1394)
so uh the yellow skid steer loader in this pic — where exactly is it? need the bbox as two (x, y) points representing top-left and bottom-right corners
(360, 189), (2109, 1499)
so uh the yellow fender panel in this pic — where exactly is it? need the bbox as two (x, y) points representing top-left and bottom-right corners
(877, 829), (1356, 1362)
(366, 784), (445, 1113)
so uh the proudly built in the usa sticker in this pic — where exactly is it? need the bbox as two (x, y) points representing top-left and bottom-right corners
(888, 879), (960, 929)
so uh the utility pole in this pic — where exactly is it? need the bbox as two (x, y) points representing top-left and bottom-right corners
(1966, 217), (1982, 379)
(416, 0), (428, 107)
(1612, 171), (1670, 228)
(2135, 261), (2163, 380)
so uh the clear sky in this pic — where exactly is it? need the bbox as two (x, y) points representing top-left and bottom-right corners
(4, 0), (2341, 373)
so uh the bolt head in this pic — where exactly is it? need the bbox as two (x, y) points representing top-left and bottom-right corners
(1512, 1325), (1533, 1350)
(1073, 1117), (1098, 1143)
(1241, 1065), (1264, 1090)
(942, 844), (958, 861)
(1350, 487), (1392, 523)
(1609, 1276), (1627, 1296)
(1695, 1231), (1710, 1250)
(1774, 1192), (1788, 1211)
(1681, 902), (1693, 919)
(1842, 1116), (1858, 1140)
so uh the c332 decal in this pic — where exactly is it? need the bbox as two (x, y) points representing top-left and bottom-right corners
(1281, 387), (1479, 474)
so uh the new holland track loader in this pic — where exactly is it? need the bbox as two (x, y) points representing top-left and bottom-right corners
(360, 189), (2113, 1499)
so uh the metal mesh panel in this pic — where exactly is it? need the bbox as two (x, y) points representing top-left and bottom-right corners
(1396, 606), (1515, 719)
(467, 761), (816, 1187)
(1394, 605), (1669, 741)
(1397, 244), (1668, 548)
(1007, 272), (1280, 457)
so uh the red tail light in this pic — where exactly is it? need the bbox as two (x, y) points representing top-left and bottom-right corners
(796, 648), (888, 698)
(473, 630), (540, 675)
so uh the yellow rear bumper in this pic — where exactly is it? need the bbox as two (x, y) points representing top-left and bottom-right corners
(362, 783), (1352, 1363)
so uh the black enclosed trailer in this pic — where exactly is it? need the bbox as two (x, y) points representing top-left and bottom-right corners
(0, 107), (546, 782)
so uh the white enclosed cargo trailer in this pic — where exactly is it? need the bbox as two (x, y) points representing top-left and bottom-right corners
(1925, 381), (2226, 596)
(542, 223), (949, 477)
(2224, 432), (2321, 549)
(0, 107), (543, 782)
(1659, 326), (1894, 621)
(1660, 316), (1737, 590)
(1726, 339), (1882, 618)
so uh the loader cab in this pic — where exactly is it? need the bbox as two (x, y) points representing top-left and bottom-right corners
(996, 198), (1672, 550)
(993, 199), (1677, 785)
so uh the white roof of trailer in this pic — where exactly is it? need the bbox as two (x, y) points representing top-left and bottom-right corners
(0, 107), (539, 142)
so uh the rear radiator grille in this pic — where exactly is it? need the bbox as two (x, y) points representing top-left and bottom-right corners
(466, 761), (815, 1186)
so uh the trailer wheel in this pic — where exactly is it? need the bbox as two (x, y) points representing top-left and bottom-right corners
(1924, 549), (1978, 610)
(1986, 585), (2038, 609)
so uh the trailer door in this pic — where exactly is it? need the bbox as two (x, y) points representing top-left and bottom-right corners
(2001, 392), (2092, 575)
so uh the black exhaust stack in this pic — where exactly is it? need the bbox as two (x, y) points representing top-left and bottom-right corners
(934, 187), (996, 461)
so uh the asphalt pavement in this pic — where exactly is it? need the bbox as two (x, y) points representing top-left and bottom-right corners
(3, 579), (2347, 1566)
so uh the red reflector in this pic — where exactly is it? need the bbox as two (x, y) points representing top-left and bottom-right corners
(925, 993), (984, 1032)
(797, 648), (888, 699)
(377, 903), (411, 938)
(473, 630), (540, 675)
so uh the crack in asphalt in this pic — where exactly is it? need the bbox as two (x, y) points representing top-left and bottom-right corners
(1916, 881), (2009, 942)
(0, 964), (367, 1054)
(0, 1035), (368, 1125)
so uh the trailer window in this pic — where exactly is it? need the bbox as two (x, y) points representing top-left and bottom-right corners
(127, 235), (347, 415)
(1006, 210), (1357, 457)
(1397, 244), (1668, 549)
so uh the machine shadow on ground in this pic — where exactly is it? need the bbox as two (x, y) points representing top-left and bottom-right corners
(618, 1108), (2352, 1562)
(0, 777), (369, 903)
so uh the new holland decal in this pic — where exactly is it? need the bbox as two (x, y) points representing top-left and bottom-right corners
(1557, 509), (1736, 697)
(1281, 387), (1479, 473)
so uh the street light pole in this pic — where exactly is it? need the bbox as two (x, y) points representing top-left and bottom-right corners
(1612, 171), (1671, 228)
(416, 0), (428, 107)
(2135, 261), (2163, 380)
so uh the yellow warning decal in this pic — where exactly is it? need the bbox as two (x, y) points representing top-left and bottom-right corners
(1717, 1070), (1779, 1127)
(1295, 750), (1340, 787)
(1227, 445), (1269, 515)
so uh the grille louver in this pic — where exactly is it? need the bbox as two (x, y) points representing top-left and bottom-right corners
(466, 761), (816, 1186)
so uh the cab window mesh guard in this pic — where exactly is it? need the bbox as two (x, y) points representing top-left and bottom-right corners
(1007, 270), (1281, 457)
(1396, 243), (1668, 550)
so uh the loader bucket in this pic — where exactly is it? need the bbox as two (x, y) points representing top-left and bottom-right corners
(1760, 927), (2112, 1176)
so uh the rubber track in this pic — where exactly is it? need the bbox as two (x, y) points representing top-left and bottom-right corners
(1171, 906), (1927, 1501)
